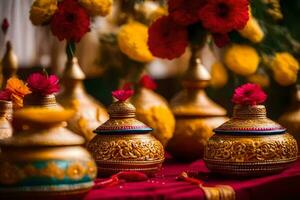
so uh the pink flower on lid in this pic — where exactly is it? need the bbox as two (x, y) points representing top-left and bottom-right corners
(27, 73), (60, 95)
(112, 89), (134, 101)
(232, 83), (267, 106)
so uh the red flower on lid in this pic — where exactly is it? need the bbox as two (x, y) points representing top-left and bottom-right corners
(1, 18), (9, 34)
(168, 0), (206, 25)
(232, 83), (267, 106)
(148, 15), (188, 60)
(112, 89), (134, 101)
(27, 73), (60, 95)
(0, 89), (12, 101)
(50, 0), (90, 42)
(139, 75), (157, 90)
(199, 0), (249, 33)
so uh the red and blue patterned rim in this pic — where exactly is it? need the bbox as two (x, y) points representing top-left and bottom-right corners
(94, 126), (152, 134)
(214, 127), (286, 135)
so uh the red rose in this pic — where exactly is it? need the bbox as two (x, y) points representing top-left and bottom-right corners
(232, 83), (267, 106)
(112, 89), (134, 101)
(212, 33), (230, 47)
(199, 0), (249, 33)
(27, 73), (60, 95)
(139, 75), (157, 90)
(148, 16), (188, 60)
(50, 0), (90, 42)
(168, 0), (206, 25)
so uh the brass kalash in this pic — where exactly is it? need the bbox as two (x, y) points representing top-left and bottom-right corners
(204, 85), (298, 176)
(168, 54), (228, 161)
(0, 93), (97, 198)
(57, 57), (108, 142)
(88, 90), (164, 177)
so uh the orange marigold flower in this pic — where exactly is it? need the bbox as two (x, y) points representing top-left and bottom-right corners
(6, 77), (31, 108)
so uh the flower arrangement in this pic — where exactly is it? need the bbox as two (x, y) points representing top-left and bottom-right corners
(147, 0), (250, 60)
(232, 83), (267, 106)
(26, 72), (60, 95)
(0, 78), (31, 109)
(30, 0), (112, 58)
(112, 89), (134, 102)
(210, 0), (300, 88)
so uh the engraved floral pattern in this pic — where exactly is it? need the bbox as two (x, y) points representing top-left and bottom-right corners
(205, 134), (298, 162)
(88, 136), (164, 161)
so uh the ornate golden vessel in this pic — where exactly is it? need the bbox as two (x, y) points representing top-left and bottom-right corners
(0, 100), (12, 140)
(204, 105), (298, 176)
(0, 41), (18, 88)
(131, 87), (175, 147)
(167, 53), (228, 161)
(88, 95), (164, 177)
(57, 57), (108, 142)
(0, 95), (97, 198)
(279, 85), (300, 151)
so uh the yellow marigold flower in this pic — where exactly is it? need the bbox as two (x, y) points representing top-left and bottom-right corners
(79, 0), (112, 17)
(210, 62), (228, 88)
(224, 44), (259, 76)
(6, 78), (31, 109)
(131, 88), (175, 146)
(117, 21), (153, 63)
(239, 16), (264, 43)
(247, 73), (270, 88)
(271, 52), (299, 86)
(30, 0), (58, 25)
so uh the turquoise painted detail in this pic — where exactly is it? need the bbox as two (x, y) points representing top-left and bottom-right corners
(3, 160), (94, 187)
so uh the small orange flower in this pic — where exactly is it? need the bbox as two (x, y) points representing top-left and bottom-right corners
(6, 77), (31, 108)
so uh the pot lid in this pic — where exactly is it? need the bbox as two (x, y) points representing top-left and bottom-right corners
(94, 90), (152, 134)
(215, 105), (285, 134)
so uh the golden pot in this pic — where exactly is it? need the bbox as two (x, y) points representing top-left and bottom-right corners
(0, 96), (97, 198)
(88, 99), (164, 177)
(57, 57), (108, 142)
(167, 56), (228, 161)
(279, 85), (300, 151)
(0, 41), (18, 88)
(131, 87), (175, 146)
(204, 105), (298, 177)
(0, 100), (12, 140)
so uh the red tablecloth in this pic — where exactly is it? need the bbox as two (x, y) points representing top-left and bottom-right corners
(84, 158), (300, 200)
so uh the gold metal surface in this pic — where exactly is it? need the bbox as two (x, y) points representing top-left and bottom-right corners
(0, 41), (18, 88)
(0, 94), (97, 195)
(88, 98), (164, 177)
(57, 57), (108, 141)
(168, 48), (228, 161)
(131, 88), (175, 146)
(279, 85), (300, 151)
(0, 100), (12, 140)
(204, 105), (298, 176)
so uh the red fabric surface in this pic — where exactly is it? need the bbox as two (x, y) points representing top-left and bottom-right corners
(84, 157), (300, 200)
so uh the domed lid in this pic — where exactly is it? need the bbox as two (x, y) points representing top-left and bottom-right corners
(171, 58), (227, 117)
(215, 83), (285, 134)
(0, 107), (84, 147)
(94, 89), (152, 134)
(215, 105), (285, 134)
